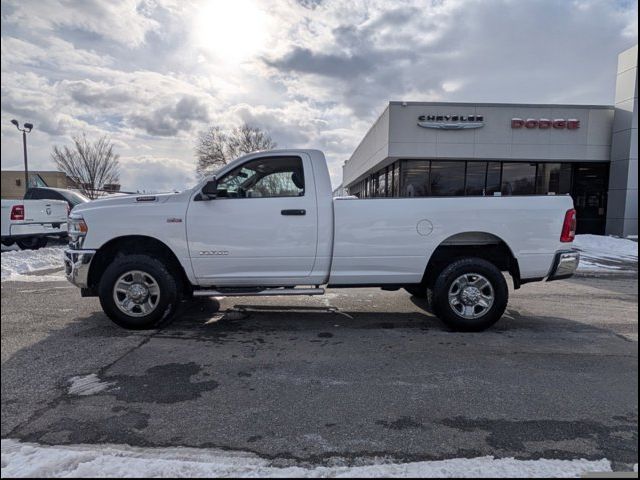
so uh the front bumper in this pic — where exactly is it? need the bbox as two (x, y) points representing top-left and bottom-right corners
(64, 249), (96, 288)
(547, 250), (580, 281)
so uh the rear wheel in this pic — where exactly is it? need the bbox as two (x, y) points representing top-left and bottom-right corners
(16, 237), (47, 250)
(98, 254), (179, 330)
(431, 257), (508, 332)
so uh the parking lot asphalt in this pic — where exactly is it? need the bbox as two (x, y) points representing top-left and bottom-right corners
(1, 274), (638, 469)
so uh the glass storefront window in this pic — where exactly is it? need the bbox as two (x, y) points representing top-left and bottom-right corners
(558, 163), (572, 194)
(536, 163), (572, 194)
(536, 163), (559, 194)
(393, 162), (400, 197)
(389, 164), (395, 197)
(378, 168), (387, 197)
(501, 162), (536, 195)
(401, 160), (430, 197)
(486, 162), (502, 195)
(355, 160), (578, 199)
(465, 162), (487, 196)
(430, 161), (466, 196)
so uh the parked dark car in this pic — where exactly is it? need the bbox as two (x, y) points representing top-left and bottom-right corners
(24, 187), (89, 210)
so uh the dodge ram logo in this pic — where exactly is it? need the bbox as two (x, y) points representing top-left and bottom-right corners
(45, 207), (51, 215)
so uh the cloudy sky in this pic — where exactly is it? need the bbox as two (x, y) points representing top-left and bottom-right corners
(0, 0), (637, 192)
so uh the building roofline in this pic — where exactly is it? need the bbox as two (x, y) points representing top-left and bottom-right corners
(389, 100), (614, 109)
(351, 104), (391, 154)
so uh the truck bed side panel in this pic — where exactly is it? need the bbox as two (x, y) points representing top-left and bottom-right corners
(330, 195), (574, 284)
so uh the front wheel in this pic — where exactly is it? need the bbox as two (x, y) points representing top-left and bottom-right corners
(431, 257), (508, 332)
(98, 254), (180, 329)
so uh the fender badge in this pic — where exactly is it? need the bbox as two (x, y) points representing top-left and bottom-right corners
(166, 217), (183, 223)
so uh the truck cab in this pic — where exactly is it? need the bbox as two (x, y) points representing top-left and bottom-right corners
(187, 151), (333, 286)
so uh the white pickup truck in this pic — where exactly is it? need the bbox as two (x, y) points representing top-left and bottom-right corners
(64, 150), (579, 331)
(1, 199), (68, 249)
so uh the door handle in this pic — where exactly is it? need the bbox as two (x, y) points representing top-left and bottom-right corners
(281, 209), (306, 216)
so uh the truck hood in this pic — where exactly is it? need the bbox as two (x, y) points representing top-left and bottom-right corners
(72, 191), (187, 214)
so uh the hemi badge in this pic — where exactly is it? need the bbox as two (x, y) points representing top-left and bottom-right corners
(167, 217), (183, 223)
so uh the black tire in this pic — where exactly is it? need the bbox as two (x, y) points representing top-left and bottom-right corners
(98, 254), (180, 330)
(16, 237), (47, 250)
(1, 239), (15, 247)
(431, 257), (508, 332)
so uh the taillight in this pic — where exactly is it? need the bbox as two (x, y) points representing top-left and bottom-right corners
(10, 204), (25, 221)
(560, 208), (577, 242)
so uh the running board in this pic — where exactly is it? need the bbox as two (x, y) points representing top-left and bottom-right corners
(193, 288), (325, 297)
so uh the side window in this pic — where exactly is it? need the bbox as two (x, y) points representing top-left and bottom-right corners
(28, 189), (44, 200)
(53, 191), (66, 201)
(216, 156), (305, 198)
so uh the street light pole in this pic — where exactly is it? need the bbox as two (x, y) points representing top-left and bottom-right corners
(22, 130), (29, 189)
(10, 119), (33, 192)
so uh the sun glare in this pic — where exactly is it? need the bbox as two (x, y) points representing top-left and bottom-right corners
(195, 0), (270, 64)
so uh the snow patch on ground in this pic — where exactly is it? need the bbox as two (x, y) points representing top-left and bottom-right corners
(68, 374), (115, 396)
(0, 439), (613, 478)
(574, 234), (638, 272)
(1, 245), (65, 282)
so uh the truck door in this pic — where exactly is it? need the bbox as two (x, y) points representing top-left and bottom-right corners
(186, 154), (318, 285)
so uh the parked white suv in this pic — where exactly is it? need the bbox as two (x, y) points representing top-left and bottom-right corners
(64, 150), (579, 331)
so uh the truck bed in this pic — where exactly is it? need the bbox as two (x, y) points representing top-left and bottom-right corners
(329, 195), (574, 284)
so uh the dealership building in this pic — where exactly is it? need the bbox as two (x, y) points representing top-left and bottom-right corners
(343, 45), (637, 237)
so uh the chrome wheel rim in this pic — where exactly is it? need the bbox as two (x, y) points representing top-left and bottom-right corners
(113, 270), (160, 317)
(448, 273), (494, 319)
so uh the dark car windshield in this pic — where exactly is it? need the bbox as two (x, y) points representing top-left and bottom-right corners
(59, 190), (90, 206)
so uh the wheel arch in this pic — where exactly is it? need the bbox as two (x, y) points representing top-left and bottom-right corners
(420, 231), (522, 289)
(88, 235), (192, 295)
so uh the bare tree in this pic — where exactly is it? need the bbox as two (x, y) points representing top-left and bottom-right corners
(52, 134), (120, 199)
(196, 123), (277, 176)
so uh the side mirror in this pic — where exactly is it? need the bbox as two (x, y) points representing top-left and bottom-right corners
(201, 178), (218, 200)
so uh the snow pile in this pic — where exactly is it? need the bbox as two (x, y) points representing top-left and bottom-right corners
(574, 234), (637, 272)
(0, 439), (613, 478)
(0, 246), (66, 282)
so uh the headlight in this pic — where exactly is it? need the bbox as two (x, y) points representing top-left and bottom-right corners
(68, 215), (88, 235)
(68, 214), (88, 248)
